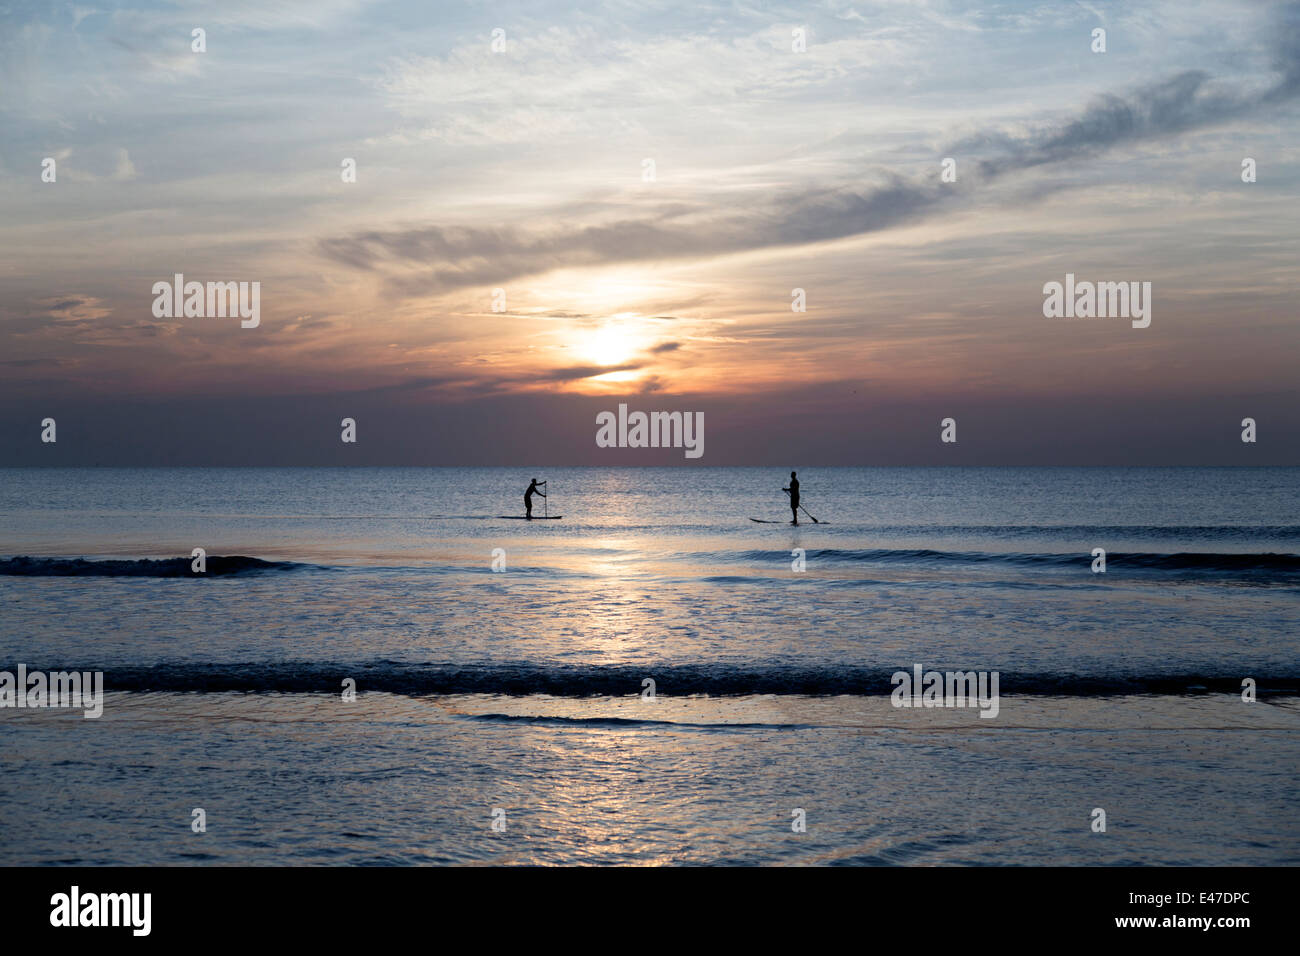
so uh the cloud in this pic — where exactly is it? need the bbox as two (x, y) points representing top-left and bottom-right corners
(525, 362), (644, 384)
(12, 294), (181, 345)
(113, 148), (136, 180)
(969, 59), (1300, 178)
(107, 35), (202, 80)
(319, 174), (952, 294)
(36, 294), (112, 326)
(0, 357), (79, 369)
(374, 23), (911, 146)
(321, 3), (1300, 297)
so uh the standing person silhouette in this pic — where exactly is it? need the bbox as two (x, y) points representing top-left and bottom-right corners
(783, 471), (800, 525)
(524, 478), (546, 519)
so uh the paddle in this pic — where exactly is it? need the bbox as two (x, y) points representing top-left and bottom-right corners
(783, 488), (821, 523)
(541, 480), (548, 518)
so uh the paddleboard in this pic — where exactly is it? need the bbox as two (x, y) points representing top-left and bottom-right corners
(497, 516), (563, 519)
(749, 518), (826, 524)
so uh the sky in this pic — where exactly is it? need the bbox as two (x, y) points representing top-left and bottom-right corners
(1, 0), (1298, 465)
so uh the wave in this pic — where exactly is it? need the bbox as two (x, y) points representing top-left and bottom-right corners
(844, 524), (1300, 540)
(458, 713), (816, 730)
(0, 555), (313, 577)
(723, 548), (1300, 575)
(6, 546), (1299, 581)
(39, 662), (1300, 697)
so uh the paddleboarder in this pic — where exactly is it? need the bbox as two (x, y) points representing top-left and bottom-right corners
(524, 478), (546, 519)
(783, 471), (800, 525)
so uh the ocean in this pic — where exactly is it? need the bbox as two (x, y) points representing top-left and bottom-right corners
(2, 466), (1298, 865)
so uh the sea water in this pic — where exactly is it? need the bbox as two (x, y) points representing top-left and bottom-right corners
(1, 467), (1297, 864)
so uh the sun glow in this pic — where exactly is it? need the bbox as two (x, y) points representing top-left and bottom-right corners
(585, 323), (639, 367)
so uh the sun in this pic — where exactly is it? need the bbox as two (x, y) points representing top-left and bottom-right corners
(585, 322), (638, 367)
